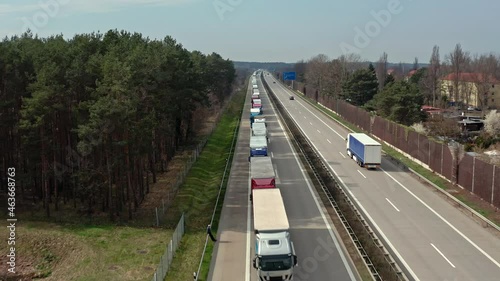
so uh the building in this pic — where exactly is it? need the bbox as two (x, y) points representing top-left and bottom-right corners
(405, 69), (418, 81)
(440, 73), (500, 109)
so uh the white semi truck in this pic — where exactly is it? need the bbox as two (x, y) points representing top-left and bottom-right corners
(252, 188), (297, 280)
(252, 122), (268, 139)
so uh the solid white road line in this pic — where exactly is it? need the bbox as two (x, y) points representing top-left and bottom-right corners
(431, 243), (456, 268)
(338, 152), (346, 159)
(275, 82), (344, 140)
(357, 170), (367, 179)
(271, 152), (274, 158)
(274, 164), (280, 184)
(382, 169), (500, 268)
(275, 76), (500, 270)
(267, 83), (357, 280)
(385, 198), (400, 212)
(246, 165), (251, 281)
(267, 77), (420, 280)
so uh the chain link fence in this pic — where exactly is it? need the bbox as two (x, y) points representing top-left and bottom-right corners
(151, 95), (234, 227)
(151, 213), (185, 281)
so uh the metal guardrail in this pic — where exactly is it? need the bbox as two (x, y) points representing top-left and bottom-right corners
(295, 89), (500, 233)
(408, 167), (500, 231)
(151, 213), (185, 281)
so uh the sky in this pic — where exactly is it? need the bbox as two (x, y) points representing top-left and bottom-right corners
(1, 0), (499, 63)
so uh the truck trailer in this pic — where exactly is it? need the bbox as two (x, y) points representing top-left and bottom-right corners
(250, 135), (268, 157)
(252, 189), (297, 280)
(250, 156), (276, 190)
(250, 108), (262, 117)
(250, 115), (266, 128)
(252, 99), (262, 108)
(252, 122), (268, 140)
(346, 133), (382, 169)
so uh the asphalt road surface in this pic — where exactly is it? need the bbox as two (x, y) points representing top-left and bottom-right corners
(263, 72), (500, 281)
(208, 76), (361, 281)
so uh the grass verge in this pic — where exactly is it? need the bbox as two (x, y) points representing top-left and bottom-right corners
(162, 87), (245, 281)
(0, 221), (171, 281)
(293, 89), (500, 226)
(0, 89), (245, 281)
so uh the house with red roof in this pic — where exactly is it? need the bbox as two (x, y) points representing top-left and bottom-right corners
(405, 69), (418, 81)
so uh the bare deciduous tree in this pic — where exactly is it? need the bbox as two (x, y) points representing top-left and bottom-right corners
(338, 53), (363, 72)
(391, 61), (404, 80)
(376, 52), (388, 90)
(425, 45), (441, 107)
(304, 54), (330, 91)
(293, 60), (307, 82)
(469, 53), (499, 109)
(445, 43), (471, 105)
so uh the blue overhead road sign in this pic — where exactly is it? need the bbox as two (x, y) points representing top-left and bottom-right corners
(283, 72), (296, 81)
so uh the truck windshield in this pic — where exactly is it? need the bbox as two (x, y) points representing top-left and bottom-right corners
(259, 255), (292, 271)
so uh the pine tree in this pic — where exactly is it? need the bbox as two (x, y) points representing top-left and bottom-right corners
(341, 63), (378, 106)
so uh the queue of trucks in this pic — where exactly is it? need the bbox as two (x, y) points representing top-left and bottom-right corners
(214, 71), (382, 281)
(249, 72), (298, 281)
(244, 71), (382, 280)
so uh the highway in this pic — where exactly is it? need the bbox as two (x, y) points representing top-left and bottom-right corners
(207, 81), (253, 281)
(263, 72), (500, 281)
(252, 77), (359, 281)
(208, 75), (361, 281)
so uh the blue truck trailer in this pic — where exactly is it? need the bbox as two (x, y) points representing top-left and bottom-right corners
(250, 135), (268, 157)
(346, 133), (382, 169)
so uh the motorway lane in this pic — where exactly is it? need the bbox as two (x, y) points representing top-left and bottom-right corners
(207, 81), (253, 281)
(263, 73), (500, 281)
(250, 78), (360, 281)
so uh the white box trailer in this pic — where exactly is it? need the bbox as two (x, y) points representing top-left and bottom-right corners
(346, 133), (382, 169)
(252, 188), (297, 280)
(253, 189), (288, 232)
(252, 122), (267, 138)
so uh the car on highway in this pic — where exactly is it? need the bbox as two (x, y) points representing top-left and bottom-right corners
(289, 96), (294, 100)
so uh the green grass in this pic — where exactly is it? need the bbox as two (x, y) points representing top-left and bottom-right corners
(163, 87), (245, 281)
(292, 89), (500, 225)
(0, 87), (245, 281)
(454, 194), (492, 218)
(0, 221), (171, 281)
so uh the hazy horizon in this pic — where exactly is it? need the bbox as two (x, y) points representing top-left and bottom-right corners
(1, 0), (498, 63)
